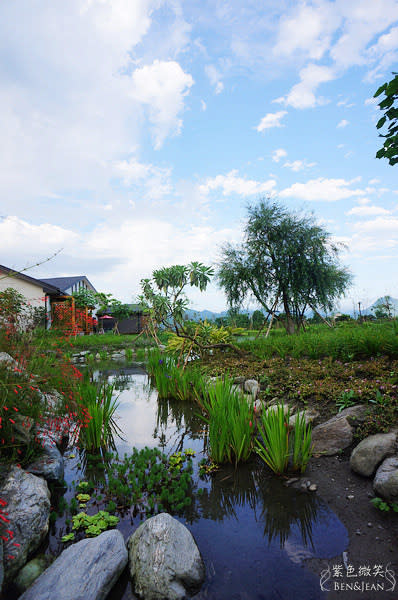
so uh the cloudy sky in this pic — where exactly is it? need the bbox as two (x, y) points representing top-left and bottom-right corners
(1, 0), (398, 313)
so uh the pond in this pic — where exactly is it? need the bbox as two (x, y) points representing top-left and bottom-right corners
(50, 365), (348, 600)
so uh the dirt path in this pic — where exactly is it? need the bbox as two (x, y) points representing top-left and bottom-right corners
(305, 455), (398, 599)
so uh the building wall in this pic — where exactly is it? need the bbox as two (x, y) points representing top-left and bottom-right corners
(0, 272), (46, 308)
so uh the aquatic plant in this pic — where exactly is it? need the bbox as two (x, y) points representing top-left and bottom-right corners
(255, 403), (313, 474)
(199, 377), (254, 465)
(78, 381), (122, 451)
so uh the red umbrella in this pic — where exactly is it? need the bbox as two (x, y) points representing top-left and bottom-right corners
(99, 315), (113, 319)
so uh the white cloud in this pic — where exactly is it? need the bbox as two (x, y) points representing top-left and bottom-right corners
(199, 170), (276, 197)
(273, 2), (340, 61)
(256, 111), (287, 132)
(271, 148), (287, 163)
(346, 205), (391, 217)
(278, 64), (335, 109)
(113, 156), (173, 199)
(337, 119), (349, 128)
(130, 60), (194, 149)
(280, 177), (366, 202)
(352, 216), (398, 234)
(283, 159), (316, 172)
(201, 99), (207, 111)
(205, 65), (224, 94)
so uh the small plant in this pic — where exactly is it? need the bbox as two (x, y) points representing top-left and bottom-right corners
(72, 510), (119, 537)
(336, 389), (356, 412)
(78, 381), (123, 451)
(371, 497), (398, 512)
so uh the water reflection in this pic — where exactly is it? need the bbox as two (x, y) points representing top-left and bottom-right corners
(79, 366), (348, 600)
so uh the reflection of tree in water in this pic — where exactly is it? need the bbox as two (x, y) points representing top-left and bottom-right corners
(154, 398), (206, 455)
(257, 474), (320, 549)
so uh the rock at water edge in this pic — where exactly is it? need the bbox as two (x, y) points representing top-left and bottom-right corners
(19, 529), (128, 600)
(0, 467), (50, 580)
(128, 512), (205, 600)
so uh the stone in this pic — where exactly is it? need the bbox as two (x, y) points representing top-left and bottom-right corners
(373, 455), (398, 502)
(0, 467), (50, 580)
(233, 376), (246, 385)
(289, 409), (319, 427)
(338, 405), (369, 427)
(19, 530), (127, 600)
(308, 484), (318, 492)
(244, 379), (260, 399)
(350, 432), (397, 477)
(264, 403), (291, 417)
(312, 415), (353, 456)
(0, 351), (19, 368)
(26, 442), (64, 483)
(11, 414), (35, 445)
(128, 512), (205, 600)
(14, 555), (53, 593)
(0, 539), (3, 594)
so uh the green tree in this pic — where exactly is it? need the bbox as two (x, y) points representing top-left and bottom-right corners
(72, 288), (98, 309)
(371, 296), (395, 320)
(374, 72), (398, 166)
(217, 199), (352, 334)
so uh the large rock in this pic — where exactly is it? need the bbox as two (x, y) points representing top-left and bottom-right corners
(0, 467), (50, 580)
(338, 405), (369, 428)
(0, 351), (19, 368)
(289, 409), (319, 428)
(373, 455), (398, 502)
(312, 415), (353, 456)
(128, 513), (205, 600)
(0, 539), (3, 594)
(19, 530), (127, 600)
(350, 432), (397, 477)
(26, 442), (64, 483)
(244, 379), (260, 399)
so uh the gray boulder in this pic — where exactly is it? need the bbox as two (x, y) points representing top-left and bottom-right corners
(312, 415), (353, 456)
(128, 513), (205, 600)
(0, 539), (3, 594)
(0, 351), (19, 368)
(26, 442), (64, 483)
(19, 530), (128, 600)
(289, 409), (319, 427)
(350, 432), (397, 477)
(244, 379), (260, 399)
(373, 455), (398, 502)
(338, 404), (369, 427)
(0, 467), (50, 579)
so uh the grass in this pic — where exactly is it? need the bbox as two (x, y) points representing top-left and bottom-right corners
(198, 376), (254, 465)
(78, 381), (123, 451)
(147, 348), (203, 401)
(255, 403), (313, 474)
(237, 321), (398, 361)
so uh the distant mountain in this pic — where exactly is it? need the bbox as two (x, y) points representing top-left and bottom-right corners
(185, 309), (228, 321)
(362, 296), (398, 316)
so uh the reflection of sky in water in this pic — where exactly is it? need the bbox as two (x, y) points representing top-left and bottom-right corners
(90, 368), (349, 600)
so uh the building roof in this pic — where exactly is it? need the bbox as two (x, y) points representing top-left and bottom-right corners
(0, 264), (62, 295)
(40, 276), (97, 293)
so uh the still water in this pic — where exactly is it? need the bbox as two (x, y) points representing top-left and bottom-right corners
(61, 366), (348, 599)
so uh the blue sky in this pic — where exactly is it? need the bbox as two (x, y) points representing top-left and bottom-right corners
(1, 0), (398, 313)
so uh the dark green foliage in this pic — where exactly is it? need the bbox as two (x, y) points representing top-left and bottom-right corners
(90, 447), (195, 517)
(374, 73), (398, 166)
(217, 199), (352, 334)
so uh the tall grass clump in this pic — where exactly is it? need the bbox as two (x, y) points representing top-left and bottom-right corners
(198, 377), (254, 465)
(255, 403), (312, 474)
(147, 348), (203, 401)
(78, 381), (122, 451)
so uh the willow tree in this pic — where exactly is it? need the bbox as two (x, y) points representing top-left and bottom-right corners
(217, 200), (352, 334)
